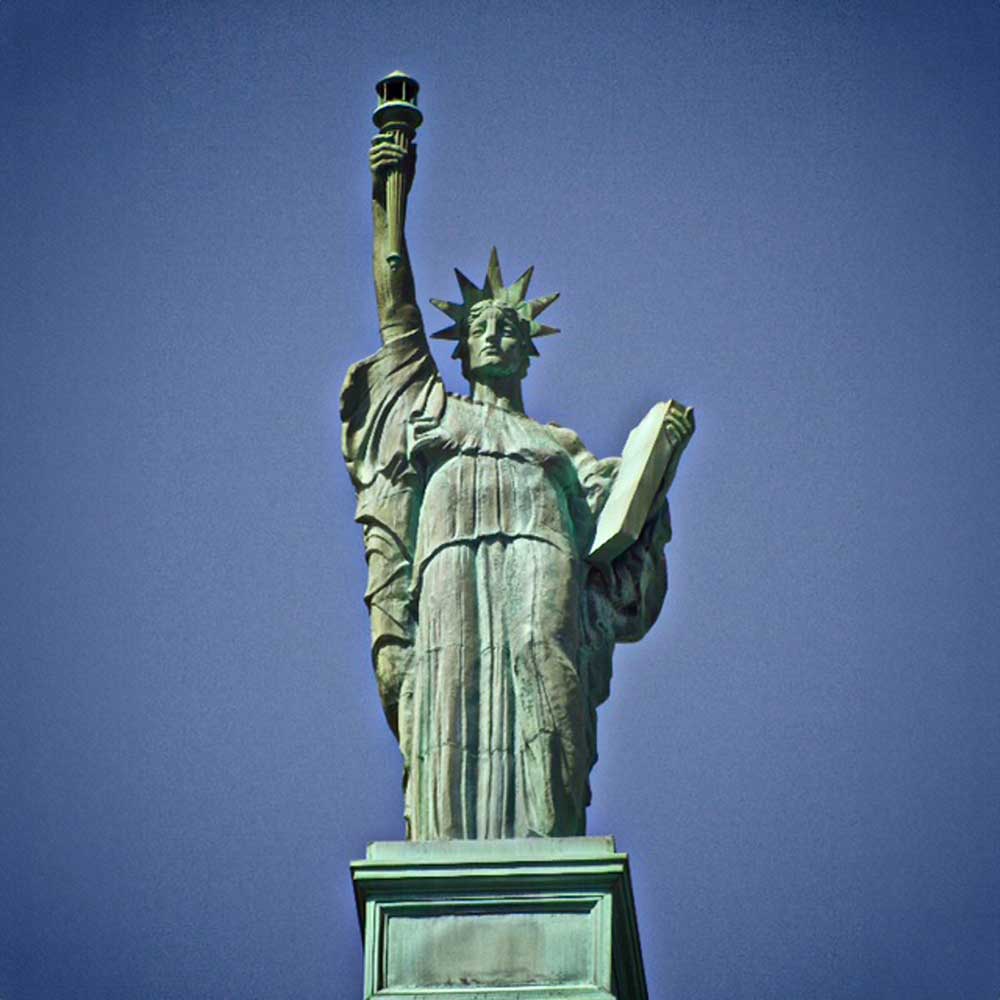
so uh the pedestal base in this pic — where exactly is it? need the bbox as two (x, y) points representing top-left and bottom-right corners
(351, 836), (648, 1000)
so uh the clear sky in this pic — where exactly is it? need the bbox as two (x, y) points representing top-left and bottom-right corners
(3, 2), (998, 998)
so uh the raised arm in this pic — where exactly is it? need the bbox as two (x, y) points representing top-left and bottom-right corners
(370, 135), (423, 343)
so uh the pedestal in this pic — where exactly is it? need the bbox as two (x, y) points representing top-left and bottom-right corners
(351, 836), (648, 1000)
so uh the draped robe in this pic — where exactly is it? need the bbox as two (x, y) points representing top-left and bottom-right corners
(341, 328), (672, 839)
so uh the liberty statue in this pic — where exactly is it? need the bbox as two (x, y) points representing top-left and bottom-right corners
(341, 74), (694, 841)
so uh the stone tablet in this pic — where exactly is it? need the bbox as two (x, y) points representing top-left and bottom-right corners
(589, 401), (685, 563)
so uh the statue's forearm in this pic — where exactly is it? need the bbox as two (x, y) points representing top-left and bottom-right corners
(372, 194), (422, 342)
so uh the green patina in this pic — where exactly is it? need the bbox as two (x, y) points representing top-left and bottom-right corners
(340, 73), (695, 844)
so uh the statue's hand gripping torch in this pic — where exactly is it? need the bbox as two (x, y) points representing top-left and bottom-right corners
(373, 71), (423, 271)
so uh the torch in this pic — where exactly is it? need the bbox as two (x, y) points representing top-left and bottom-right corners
(372, 70), (423, 271)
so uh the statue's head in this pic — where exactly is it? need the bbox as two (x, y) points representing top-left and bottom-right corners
(430, 248), (559, 383)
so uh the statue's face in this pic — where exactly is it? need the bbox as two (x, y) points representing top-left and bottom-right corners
(464, 300), (526, 380)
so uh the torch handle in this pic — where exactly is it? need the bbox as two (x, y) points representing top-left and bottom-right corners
(384, 127), (412, 270)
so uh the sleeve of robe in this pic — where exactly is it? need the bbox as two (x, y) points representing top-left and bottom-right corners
(340, 329), (445, 723)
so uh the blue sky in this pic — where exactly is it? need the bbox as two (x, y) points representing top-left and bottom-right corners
(3, 2), (998, 997)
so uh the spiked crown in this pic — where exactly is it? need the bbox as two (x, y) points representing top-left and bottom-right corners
(429, 248), (560, 358)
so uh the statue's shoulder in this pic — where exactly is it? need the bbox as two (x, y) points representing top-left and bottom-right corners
(346, 327), (432, 375)
(545, 420), (590, 458)
(342, 329), (438, 412)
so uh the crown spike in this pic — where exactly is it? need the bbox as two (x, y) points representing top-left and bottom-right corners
(509, 266), (534, 303)
(454, 269), (482, 305)
(430, 298), (465, 320)
(485, 247), (503, 296)
(527, 292), (560, 318)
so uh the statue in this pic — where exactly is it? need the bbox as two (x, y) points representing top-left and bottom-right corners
(341, 73), (695, 841)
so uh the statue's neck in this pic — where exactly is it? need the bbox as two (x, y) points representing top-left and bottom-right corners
(470, 376), (525, 413)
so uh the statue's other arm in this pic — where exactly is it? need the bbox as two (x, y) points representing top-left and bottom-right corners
(370, 134), (423, 342)
(655, 404), (695, 505)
